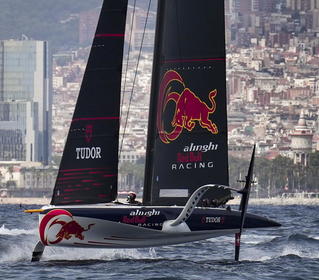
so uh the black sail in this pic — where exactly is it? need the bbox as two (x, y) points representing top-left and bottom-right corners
(51, 0), (128, 205)
(143, 0), (229, 206)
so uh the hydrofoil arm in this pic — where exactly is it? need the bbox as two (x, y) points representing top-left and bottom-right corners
(169, 184), (238, 227)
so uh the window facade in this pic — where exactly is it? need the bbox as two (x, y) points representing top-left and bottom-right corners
(0, 40), (51, 163)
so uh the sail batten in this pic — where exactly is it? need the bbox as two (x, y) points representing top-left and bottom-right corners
(163, 58), (225, 64)
(51, 0), (128, 206)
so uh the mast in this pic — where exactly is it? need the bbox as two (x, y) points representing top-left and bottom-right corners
(51, 0), (128, 205)
(143, 0), (229, 206)
(143, 0), (165, 205)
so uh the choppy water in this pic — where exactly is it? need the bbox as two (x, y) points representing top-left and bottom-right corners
(0, 204), (318, 280)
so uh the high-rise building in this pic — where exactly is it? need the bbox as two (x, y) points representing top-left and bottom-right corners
(0, 40), (51, 164)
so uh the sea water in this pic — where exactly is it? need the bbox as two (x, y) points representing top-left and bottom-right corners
(0, 204), (318, 280)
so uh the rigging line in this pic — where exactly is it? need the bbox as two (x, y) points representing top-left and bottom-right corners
(120, 0), (137, 121)
(119, 0), (152, 158)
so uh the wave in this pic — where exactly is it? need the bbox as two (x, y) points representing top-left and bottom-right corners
(0, 224), (37, 236)
(287, 233), (319, 243)
(281, 246), (319, 259)
(251, 233), (319, 248)
(238, 245), (319, 262)
(238, 234), (319, 262)
(1, 237), (318, 264)
(310, 235), (319, 241)
(0, 237), (158, 263)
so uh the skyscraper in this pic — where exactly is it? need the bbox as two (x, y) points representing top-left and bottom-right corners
(0, 40), (51, 164)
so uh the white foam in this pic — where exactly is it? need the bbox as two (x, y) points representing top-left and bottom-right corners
(0, 235), (158, 263)
(208, 233), (279, 245)
(42, 246), (158, 261)
(0, 224), (37, 236)
(208, 235), (233, 243)
(238, 246), (279, 262)
(310, 235), (319, 241)
(242, 234), (280, 245)
(0, 235), (39, 262)
(0, 223), (158, 263)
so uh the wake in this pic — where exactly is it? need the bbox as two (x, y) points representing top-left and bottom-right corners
(1, 224), (317, 263)
(0, 224), (157, 263)
(0, 224), (37, 236)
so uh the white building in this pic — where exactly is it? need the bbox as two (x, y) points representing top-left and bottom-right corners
(289, 111), (313, 166)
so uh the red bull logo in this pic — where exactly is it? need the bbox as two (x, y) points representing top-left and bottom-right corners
(157, 70), (218, 144)
(39, 209), (94, 245)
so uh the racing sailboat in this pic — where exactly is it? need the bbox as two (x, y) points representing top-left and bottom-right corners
(27, 0), (280, 262)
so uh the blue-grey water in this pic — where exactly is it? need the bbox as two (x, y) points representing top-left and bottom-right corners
(0, 204), (318, 279)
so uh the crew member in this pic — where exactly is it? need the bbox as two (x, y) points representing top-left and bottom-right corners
(127, 192), (141, 205)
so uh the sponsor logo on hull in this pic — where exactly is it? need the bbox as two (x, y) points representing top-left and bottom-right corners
(39, 209), (94, 245)
(121, 209), (163, 229)
(122, 216), (147, 224)
(121, 215), (163, 228)
(129, 209), (160, 217)
(201, 216), (225, 224)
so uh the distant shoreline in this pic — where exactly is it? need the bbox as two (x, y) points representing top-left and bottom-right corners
(0, 197), (50, 205)
(1, 197), (319, 206)
(229, 197), (319, 206)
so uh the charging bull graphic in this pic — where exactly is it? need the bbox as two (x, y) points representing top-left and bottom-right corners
(39, 209), (95, 245)
(157, 70), (218, 144)
(52, 220), (94, 241)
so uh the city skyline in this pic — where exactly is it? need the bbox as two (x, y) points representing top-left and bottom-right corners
(0, 0), (319, 195)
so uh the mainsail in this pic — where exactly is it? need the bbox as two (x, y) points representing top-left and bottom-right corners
(143, 0), (229, 206)
(51, 0), (128, 205)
